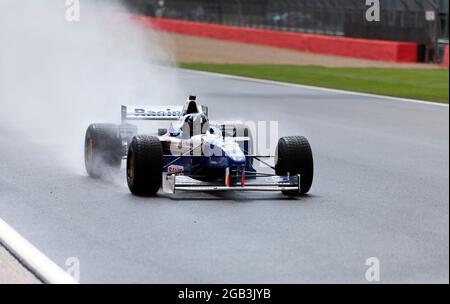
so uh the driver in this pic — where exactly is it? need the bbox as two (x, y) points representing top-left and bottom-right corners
(181, 113), (209, 138)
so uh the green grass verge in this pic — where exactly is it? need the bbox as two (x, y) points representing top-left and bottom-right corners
(179, 64), (449, 103)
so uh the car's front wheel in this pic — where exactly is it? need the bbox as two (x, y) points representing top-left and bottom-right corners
(275, 136), (314, 195)
(127, 135), (163, 196)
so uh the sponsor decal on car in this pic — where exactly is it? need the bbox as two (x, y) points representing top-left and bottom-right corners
(168, 165), (184, 175)
(266, 176), (290, 183)
(134, 108), (182, 117)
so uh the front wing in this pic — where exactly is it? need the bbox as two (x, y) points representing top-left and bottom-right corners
(162, 173), (301, 194)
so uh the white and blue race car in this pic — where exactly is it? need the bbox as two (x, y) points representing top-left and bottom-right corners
(84, 96), (313, 196)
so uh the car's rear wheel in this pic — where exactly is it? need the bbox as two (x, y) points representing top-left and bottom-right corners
(84, 124), (123, 178)
(127, 135), (163, 196)
(275, 136), (314, 195)
(158, 128), (168, 136)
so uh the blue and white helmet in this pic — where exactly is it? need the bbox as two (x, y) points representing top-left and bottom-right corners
(181, 112), (209, 136)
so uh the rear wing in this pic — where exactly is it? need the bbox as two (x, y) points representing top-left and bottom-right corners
(121, 104), (209, 124)
(121, 105), (182, 123)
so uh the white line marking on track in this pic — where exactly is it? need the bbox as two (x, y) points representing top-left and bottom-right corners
(0, 218), (79, 284)
(179, 68), (449, 108)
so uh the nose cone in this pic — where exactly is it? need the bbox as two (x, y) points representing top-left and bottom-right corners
(223, 142), (246, 165)
(206, 138), (247, 167)
(227, 153), (246, 165)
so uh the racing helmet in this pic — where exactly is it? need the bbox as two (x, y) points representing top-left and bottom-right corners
(182, 113), (210, 136)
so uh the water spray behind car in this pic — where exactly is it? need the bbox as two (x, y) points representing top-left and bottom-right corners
(0, 0), (178, 183)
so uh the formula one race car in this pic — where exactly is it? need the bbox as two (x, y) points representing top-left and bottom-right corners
(84, 96), (313, 196)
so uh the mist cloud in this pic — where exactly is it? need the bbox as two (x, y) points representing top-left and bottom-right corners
(0, 0), (178, 174)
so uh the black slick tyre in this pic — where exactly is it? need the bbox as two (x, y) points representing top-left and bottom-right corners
(127, 135), (163, 196)
(275, 136), (314, 195)
(85, 124), (123, 178)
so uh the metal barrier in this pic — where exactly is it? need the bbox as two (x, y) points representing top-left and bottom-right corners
(126, 0), (449, 62)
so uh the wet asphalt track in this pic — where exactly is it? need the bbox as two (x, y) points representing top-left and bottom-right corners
(0, 69), (448, 283)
